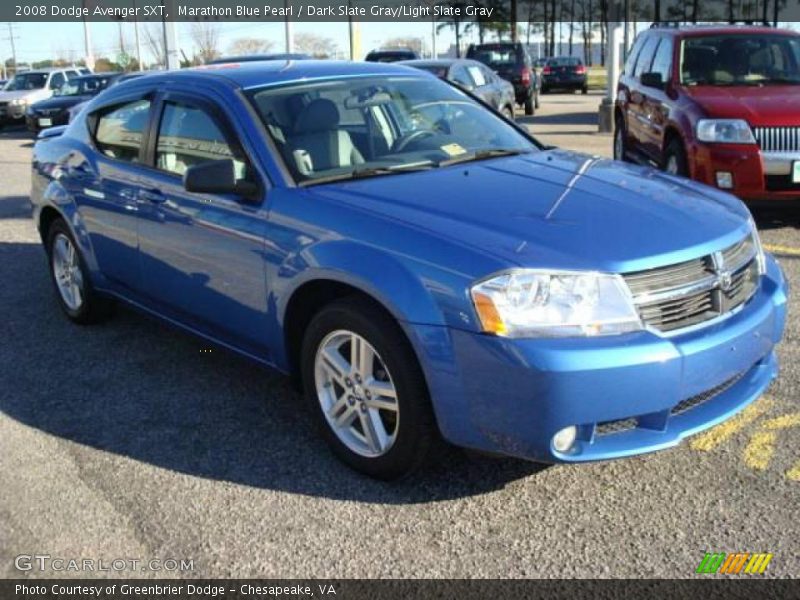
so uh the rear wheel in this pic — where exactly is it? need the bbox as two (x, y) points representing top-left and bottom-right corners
(534, 89), (541, 109)
(301, 297), (437, 480)
(663, 138), (689, 177)
(524, 94), (534, 116)
(581, 85), (588, 94)
(46, 219), (112, 324)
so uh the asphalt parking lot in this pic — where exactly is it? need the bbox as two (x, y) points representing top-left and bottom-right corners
(0, 93), (798, 579)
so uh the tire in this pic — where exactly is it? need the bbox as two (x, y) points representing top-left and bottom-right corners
(613, 119), (630, 162)
(534, 89), (541, 109)
(663, 138), (689, 177)
(502, 105), (514, 121)
(524, 94), (534, 116)
(581, 85), (588, 95)
(46, 218), (112, 324)
(301, 297), (437, 480)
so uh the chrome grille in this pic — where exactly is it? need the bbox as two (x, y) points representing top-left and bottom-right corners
(623, 235), (760, 333)
(753, 126), (800, 153)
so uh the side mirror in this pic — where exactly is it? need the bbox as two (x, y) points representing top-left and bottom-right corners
(183, 159), (259, 200)
(640, 71), (665, 89)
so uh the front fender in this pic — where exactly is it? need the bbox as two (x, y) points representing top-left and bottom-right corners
(268, 238), (472, 371)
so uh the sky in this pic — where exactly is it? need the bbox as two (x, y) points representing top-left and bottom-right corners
(6, 20), (800, 67)
(3, 20), (475, 65)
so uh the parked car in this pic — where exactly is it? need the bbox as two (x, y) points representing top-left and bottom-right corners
(26, 73), (122, 133)
(208, 53), (311, 64)
(615, 24), (800, 203)
(365, 48), (419, 63)
(65, 72), (149, 125)
(540, 56), (588, 94)
(31, 60), (786, 479)
(399, 58), (516, 118)
(466, 42), (539, 115)
(0, 67), (82, 127)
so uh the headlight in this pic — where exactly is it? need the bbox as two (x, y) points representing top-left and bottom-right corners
(696, 119), (755, 144)
(470, 270), (642, 338)
(10, 98), (28, 106)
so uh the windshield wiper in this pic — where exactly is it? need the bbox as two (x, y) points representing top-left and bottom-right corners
(300, 161), (436, 186)
(437, 148), (531, 168)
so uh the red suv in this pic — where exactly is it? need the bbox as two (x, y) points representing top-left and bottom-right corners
(615, 24), (800, 203)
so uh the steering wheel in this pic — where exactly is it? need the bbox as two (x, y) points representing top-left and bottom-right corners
(392, 129), (436, 153)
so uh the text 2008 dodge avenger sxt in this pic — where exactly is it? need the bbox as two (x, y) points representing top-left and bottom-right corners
(30, 61), (787, 479)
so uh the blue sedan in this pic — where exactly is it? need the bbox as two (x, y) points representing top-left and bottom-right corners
(30, 61), (787, 479)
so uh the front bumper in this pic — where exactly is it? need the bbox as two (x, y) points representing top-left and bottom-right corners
(0, 104), (26, 122)
(542, 75), (586, 89)
(691, 143), (800, 201)
(406, 254), (787, 463)
(25, 112), (68, 132)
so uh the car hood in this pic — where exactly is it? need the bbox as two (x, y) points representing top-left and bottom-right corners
(685, 85), (800, 126)
(309, 150), (752, 273)
(30, 95), (89, 110)
(0, 89), (48, 102)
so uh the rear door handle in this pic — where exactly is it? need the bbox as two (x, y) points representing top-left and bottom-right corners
(139, 189), (166, 204)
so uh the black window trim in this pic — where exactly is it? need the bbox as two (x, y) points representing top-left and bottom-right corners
(87, 91), (158, 166)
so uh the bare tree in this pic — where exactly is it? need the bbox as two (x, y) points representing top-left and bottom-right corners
(293, 32), (337, 58)
(228, 37), (275, 56)
(189, 22), (221, 63)
(143, 23), (166, 67)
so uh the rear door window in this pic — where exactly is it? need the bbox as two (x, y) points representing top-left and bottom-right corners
(93, 98), (152, 163)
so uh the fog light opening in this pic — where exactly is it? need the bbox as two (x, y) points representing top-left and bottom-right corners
(715, 171), (734, 189)
(553, 426), (577, 453)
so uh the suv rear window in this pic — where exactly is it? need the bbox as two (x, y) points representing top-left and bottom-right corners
(468, 45), (523, 67)
(681, 34), (800, 85)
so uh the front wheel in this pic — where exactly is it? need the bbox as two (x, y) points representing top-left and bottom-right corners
(613, 121), (630, 162)
(502, 105), (515, 121)
(46, 219), (112, 324)
(301, 297), (437, 480)
(534, 90), (541, 109)
(663, 138), (689, 177)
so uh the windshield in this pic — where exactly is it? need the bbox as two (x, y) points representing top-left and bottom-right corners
(681, 34), (800, 85)
(57, 76), (109, 97)
(247, 76), (537, 184)
(5, 72), (47, 91)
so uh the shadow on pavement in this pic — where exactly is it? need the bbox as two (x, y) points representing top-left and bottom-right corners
(0, 196), (33, 220)
(751, 204), (800, 231)
(0, 240), (547, 504)
(519, 111), (598, 127)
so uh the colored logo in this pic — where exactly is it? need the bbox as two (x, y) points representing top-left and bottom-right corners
(696, 552), (773, 574)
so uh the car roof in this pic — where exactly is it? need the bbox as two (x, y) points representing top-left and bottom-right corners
(649, 24), (797, 38)
(127, 60), (424, 90)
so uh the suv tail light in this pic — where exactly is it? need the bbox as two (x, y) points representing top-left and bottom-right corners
(521, 67), (532, 86)
(575, 65), (586, 74)
(542, 66), (551, 75)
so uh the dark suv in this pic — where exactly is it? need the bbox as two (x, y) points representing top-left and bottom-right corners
(615, 24), (800, 203)
(467, 42), (539, 115)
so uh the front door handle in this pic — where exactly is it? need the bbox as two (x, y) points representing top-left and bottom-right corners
(139, 189), (166, 204)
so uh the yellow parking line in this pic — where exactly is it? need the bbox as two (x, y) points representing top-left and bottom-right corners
(690, 397), (773, 452)
(760, 412), (800, 430)
(743, 431), (777, 471)
(786, 461), (800, 482)
(763, 244), (800, 256)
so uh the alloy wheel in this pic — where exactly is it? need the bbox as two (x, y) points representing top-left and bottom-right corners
(314, 330), (399, 458)
(52, 233), (84, 311)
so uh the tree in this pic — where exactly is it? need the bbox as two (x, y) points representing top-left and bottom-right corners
(293, 32), (337, 58)
(189, 22), (221, 63)
(228, 37), (275, 56)
(436, 1), (474, 58)
(143, 23), (166, 67)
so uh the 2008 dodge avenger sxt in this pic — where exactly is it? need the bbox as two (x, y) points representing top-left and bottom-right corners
(30, 61), (787, 479)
